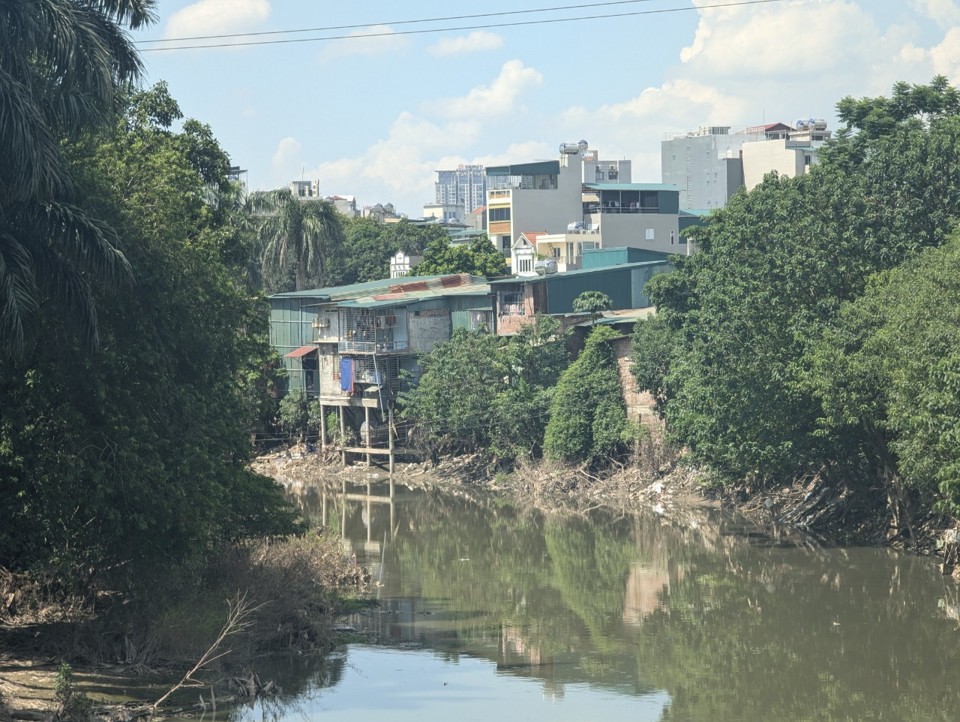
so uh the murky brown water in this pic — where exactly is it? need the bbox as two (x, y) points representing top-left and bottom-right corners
(224, 481), (960, 722)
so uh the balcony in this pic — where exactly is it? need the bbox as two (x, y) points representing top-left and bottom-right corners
(339, 339), (409, 354)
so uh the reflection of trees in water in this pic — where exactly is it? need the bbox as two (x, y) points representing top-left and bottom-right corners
(544, 516), (635, 653)
(223, 652), (348, 722)
(637, 540), (960, 721)
(288, 483), (960, 720)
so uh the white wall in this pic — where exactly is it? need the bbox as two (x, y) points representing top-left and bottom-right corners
(741, 140), (808, 190)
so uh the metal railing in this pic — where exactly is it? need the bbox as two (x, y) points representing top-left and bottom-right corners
(339, 340), (409, 353)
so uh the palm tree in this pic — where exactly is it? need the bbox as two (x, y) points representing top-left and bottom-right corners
(0, 0), (156, 356)
(250, 188), (345, 292)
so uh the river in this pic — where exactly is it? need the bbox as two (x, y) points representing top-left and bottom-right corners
(224, 479), (959, 721)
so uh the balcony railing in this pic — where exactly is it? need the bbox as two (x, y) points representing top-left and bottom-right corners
(339, 340), (409, 354)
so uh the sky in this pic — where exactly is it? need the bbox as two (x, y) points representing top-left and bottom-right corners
(132, 0), (960, 217)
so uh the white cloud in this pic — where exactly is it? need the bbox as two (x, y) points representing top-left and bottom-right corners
(930, 27), (960, 81)
(910, 0), (960, 28)
(288, 112), (484, 208)
(319, 25), (411, 61)
(546, 0), (945, 183)
(432, 60), (543, 118)
(680, 0), (879, 78)
(270, 136), (302, 183)
(164, 0), (270, 39)
(428, 31), (504, 56)
(557, 79), (747, 181)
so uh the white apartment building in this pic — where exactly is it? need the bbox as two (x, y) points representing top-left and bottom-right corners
(433, 164), (507, 222)
(289, 179), (321, 198)
(661, 120), (831, 210)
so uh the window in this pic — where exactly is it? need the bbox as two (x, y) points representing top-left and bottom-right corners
(489, 207), (511, 222)
(646, 228), (655, 241)
(501, 236), (510, 251)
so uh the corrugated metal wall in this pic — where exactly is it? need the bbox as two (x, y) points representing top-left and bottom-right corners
(543, 261), (674, 313)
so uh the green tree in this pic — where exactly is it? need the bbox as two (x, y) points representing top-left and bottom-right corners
(0, 85), (300, 586)
(400, 316), (568, 461)
(544, 325), (630, 465)
(652, 77), (960, 490)
(339, 217), (446, 284)
(400, 329), (507, 458)
(808, 231), (960, 519)
(0, 0), (156, 356)
(630, 314), (675, 416)
(250, 188), (345, 292)
(414, 235), (508, 277)
(572, 290), (613, 325)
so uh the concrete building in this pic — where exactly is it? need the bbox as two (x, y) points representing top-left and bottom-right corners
(487, 141), (660, 270)
(389, 250), (422, 278)
(290, 179), (321, 198)
(422, 201), (463, 222)
(269, 274), (493, 468)
(363, 202), (402, 222)
(661, 120), (831, 210)
(326, 194), (358, 218)
(433, 164), (509, 222)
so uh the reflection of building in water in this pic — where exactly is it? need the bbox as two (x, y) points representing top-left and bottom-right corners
(622, 545), (685, 625)
(501, 624), (541, 665)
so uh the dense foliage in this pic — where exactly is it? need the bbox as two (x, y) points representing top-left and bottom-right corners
(545, 326), (631, 465)
(413, 234), (508, 277)
(250, 188), (345, 293)
(400, 316), (567, 462)
(338, 217), (448, 285)
(642, 77), (960, 525)
(0, 0), (154, 356)
(0, 84), (299, 585)
(809, 232), (960, 514)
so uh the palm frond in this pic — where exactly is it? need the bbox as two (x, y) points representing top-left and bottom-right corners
(92, 0), (158, 30)
(31, 240), (100, 350)
(0, 64), (69, 201)
(34, 201), (133, 285)
(0, 230), (39, 357)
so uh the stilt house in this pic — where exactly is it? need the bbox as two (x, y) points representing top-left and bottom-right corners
(269, 274), (492, 469)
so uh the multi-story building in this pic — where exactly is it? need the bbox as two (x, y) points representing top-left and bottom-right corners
(269, 274), (493, 468)
(326, 194), (358, 217)
(289, 179), (321, 198)
(661, 120), (831, 210)
(363, 202), (402, 222)
(433, 164), (501, 222)
(485, 142), (694, 271)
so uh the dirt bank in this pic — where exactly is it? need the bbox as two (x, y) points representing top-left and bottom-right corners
(257, 444), (960, 578)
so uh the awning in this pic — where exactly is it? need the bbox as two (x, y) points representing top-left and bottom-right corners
(285, 345), (317, 359)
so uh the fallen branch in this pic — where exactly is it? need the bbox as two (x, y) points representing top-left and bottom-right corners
(150, 592), (262, 713)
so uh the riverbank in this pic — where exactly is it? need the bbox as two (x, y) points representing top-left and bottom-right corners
(255, 441), (960, 577)
(0, 532), (371, 722)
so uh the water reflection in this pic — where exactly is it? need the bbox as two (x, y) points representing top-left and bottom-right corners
(278, 480), (960, 721)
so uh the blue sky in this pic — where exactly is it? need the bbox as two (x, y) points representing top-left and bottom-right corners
(133, 1), (959, 216)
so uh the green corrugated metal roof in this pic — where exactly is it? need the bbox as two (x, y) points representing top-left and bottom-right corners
(583, 183), (679, 192)
(486, 160), (559, 176)
(680, 208), (714, 217)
